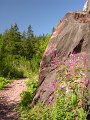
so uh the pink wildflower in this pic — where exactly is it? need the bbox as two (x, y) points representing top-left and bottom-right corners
(49, 81), (58, 91)
(81, 79), (89, 87)
(69, 60), (77, 68)
(51, 59), (61, 66)
(61, 85), (66, 89)
(75, 79), (89, 87)
(48, 95), (54, 103)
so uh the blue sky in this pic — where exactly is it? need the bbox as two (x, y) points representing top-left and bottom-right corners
(0, 0), (85, 35)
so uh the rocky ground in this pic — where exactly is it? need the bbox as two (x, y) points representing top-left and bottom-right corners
(0, 78), (27, 120)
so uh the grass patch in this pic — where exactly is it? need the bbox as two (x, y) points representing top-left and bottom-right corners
(17, 53), (89, 120)
(16, 72), (39, 120)
(0, 77), (10, 90)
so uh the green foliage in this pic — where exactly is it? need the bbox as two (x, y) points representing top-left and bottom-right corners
(0, 23), (50, 78)
(1, 23), (88, 120)
(18, 53), (88, 120)
(16, 73), (39, 120)
(0, 55), (24, 79)
(27, 25), (34, 38)
(0, 77), (10, 90)
(20, 73), (38, 107)
(20, 91), (33, 107)
(28, 103), (50, 120)
(30, 34), (50, 72)
(78, 108), (86, 120)
(50, 54), (87, 120)
(30, 55), (40, 72)
(0, 23), (51, 119)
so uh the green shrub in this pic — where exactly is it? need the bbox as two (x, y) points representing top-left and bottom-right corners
(20, 91), (33, 107)
(0, 77), (10, 90)
(30, 56), (40, 72)
(20, 73), (38, 107)
(0, 55), (24, 79)
(1, 64), (24, 79)
(28, 103), (51, 120)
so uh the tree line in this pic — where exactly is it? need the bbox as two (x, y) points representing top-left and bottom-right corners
(0, 23), (50, 79)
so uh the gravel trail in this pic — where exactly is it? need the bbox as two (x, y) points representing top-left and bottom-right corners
(0, 78), (27, 120)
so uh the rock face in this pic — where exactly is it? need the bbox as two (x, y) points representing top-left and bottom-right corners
(83, 0), (90, 12)
(32, 11), (90, 105)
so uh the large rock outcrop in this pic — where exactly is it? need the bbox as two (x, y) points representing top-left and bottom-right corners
(32, 11), (90, 105)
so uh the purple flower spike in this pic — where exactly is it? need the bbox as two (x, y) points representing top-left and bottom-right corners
(81, 79), (89, 87)
(61, 85), (66, 89)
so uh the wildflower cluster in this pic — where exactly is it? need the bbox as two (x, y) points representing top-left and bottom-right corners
(19, 53), (89, 120)
(55, 52), (89, 119)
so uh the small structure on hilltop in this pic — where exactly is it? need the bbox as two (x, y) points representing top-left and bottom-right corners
(83, 0), (90, 12)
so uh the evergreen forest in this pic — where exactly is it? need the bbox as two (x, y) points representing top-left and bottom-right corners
(0, 23), (50, 80)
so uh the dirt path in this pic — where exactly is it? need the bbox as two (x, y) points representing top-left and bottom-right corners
(0, 78), (27, 120)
